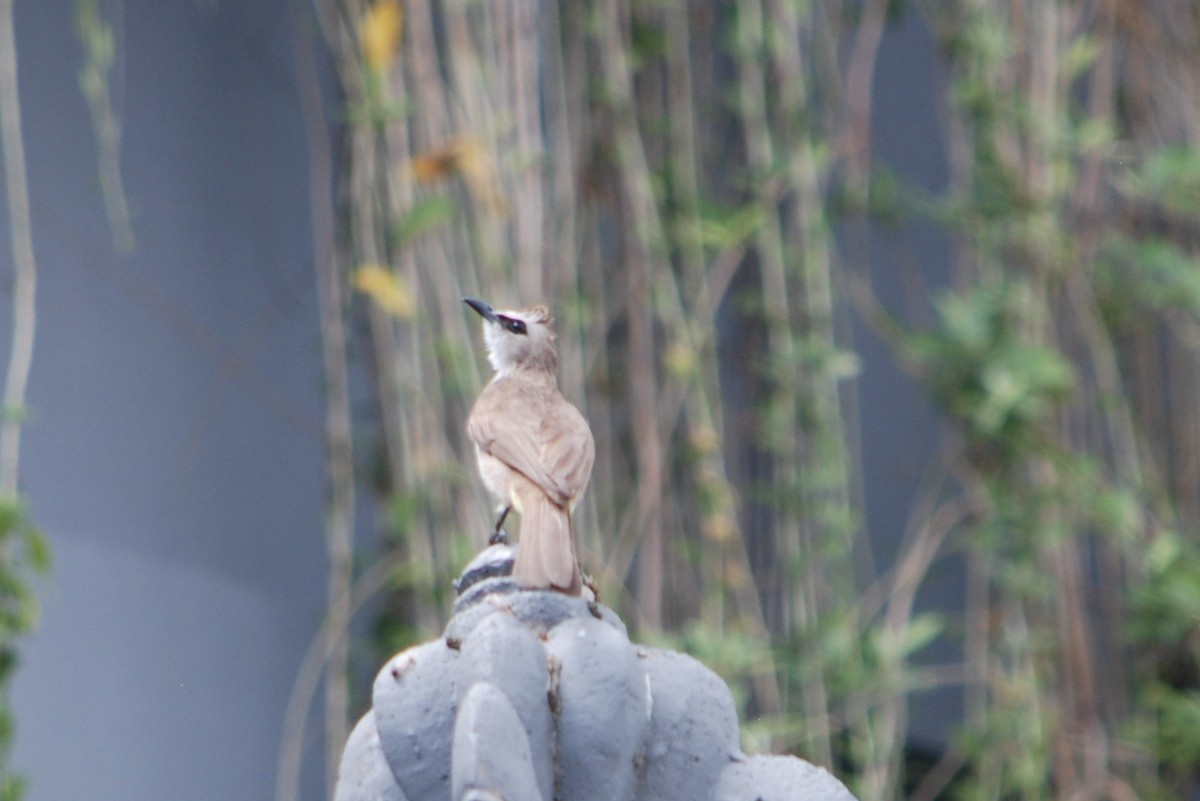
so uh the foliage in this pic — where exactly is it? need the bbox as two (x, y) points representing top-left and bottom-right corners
(0, 499), (49, 799)
(908, 280), (1075, 460)
(901, 2), (1200, 800)
(303, 1), (1200, 800)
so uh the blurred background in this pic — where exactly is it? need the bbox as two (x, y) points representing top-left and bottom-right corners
(2, 2), (1199, 801)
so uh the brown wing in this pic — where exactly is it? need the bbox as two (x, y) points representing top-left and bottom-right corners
(467, 375), (594, 507)
(540, 396), (594, 504)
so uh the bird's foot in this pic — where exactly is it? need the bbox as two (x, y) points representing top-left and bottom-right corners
(489, 505), (511, 545)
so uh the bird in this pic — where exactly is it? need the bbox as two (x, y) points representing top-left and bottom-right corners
(464, 297), (594, 595)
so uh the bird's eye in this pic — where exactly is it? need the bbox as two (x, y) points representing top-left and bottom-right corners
(505, 319), (527, 335)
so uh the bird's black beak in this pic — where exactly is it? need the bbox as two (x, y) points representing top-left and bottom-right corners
(463, 297), (499, 324)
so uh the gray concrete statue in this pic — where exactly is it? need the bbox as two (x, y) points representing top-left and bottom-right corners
(334, 544), (858, 801)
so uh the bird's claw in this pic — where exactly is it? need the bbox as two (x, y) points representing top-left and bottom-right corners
(488, 505), (511, 546)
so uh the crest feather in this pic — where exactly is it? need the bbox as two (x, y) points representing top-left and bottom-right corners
(525, 304), (554, 326)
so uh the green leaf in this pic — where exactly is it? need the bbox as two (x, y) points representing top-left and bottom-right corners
(0, 773), (26, 801)
(1063, 35), (1101, 79)
(1145, 531), (1182, 576)
(1147, 685), (1200, 769)
(1139, 147), (1200, 217)
(386, 490), (425, 540)
(392, 196), (456, 248)
(0, 499), (20, 540)
(1091, 488), (1140, 541)
(901, 612), (944, 657)
(23, 526), (51, 574)
(697, 202), (765, 250)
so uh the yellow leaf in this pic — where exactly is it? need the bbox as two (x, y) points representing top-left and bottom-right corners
(663, 341), (698, 379)
(410, 144), (461, 183)
(361, 0), (403, 73)
(408, 136), (508, 214)
(703, 514), (738, 545)
(454, 136), (509, 214)
(354, 265), (414, 318)
(687, 425), (721, 456)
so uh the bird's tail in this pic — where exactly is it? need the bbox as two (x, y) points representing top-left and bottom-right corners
(513, 484), (581, 595)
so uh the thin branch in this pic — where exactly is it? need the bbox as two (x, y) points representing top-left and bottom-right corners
(76, 0), (135, 252)
(292, 6), (356, 795)
(0, 0), (36, 499)
(596, 0), (665, 628)
(276, 550), (409, 801)
(841, 0), (889, 182)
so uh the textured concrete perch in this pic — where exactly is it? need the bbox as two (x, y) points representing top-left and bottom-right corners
(334, 545), (859, 801)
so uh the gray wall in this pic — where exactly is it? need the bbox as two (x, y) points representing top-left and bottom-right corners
(7, 2), (330, 799)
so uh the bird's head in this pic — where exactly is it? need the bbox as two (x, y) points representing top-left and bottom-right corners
(464, 298), (558, 374)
